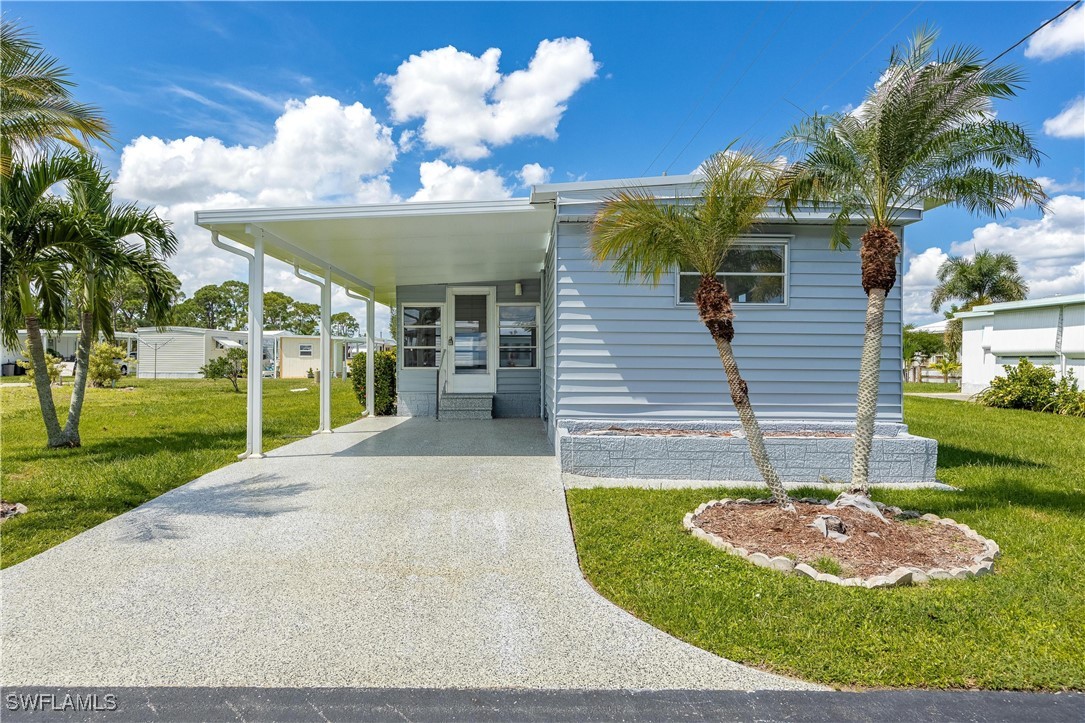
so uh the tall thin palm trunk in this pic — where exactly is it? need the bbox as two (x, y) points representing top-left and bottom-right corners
(849, 225), (900, 494)
(60, 309), (93, 446)
(696, 276), (790, 506)
(23, 316), (69, 446)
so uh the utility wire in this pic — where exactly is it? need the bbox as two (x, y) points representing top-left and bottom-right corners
(640, 6), (770, 177)
(983, 0), (1081, 68)
(737, 4), (876, 139)
(809, 1), (925, 108)
(664, 2), (799, 173)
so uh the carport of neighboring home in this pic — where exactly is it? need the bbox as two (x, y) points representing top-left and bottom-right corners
(197, 173), (931, 483)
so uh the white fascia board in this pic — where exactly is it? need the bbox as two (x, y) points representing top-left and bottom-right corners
(195, 198), (536, 227)
(971, 294), (1085, 314)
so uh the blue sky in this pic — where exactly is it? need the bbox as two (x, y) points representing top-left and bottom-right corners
(9, 2), (1085, 329)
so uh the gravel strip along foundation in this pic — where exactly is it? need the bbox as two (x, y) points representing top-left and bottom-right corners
(683, 498), (1000, 588)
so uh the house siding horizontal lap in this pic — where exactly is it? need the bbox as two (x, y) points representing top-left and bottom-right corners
(553, 221), (903, 424)
(136, 330), (208, 379)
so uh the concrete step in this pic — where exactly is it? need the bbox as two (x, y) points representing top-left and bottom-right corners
(438, 409), (492, 420)
(439, 394), (494, 412)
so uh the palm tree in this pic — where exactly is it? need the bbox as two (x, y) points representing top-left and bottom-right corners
(931, 249), (1028, 312)
(60, 156), (178, 446)
(591, 148), (791, 507)
(779, 26), (1047, 494)
(0, 19), (110, 177)
(931, 250), (1028, 361)
(0, 153), (97, 445)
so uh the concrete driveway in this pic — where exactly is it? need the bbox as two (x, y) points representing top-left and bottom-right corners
(0, 417), (819, 690)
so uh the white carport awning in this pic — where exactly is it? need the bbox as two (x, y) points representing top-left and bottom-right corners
(194, 198), (555, 305)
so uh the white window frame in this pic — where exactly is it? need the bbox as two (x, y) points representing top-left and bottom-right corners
(399, 302), (444, 370)
(298, 343), (313, 358)
(496, 302), (541, 370)
(675, 235), (791, 307)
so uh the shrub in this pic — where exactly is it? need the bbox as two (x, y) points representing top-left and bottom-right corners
(978, 359), (1085, 417)
(349, 349), (397, 415)
(17, 341), (62, 385)
(88, 342), (127, 387)
(200, 347), (247, 392)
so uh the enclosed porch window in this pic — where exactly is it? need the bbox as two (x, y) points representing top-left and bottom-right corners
(402, 305), (442, 368)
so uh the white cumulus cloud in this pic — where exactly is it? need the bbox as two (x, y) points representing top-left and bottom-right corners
(904, 195), (1085, 323)
(1043, 96), (1085, 138)
(409, 160), (511, 202)
(1036, 175), (1085, 194)
(381, 37), (599, 161)
(117, 95), (398, 207)
(1025, 4), (1085, 61)
(903, 247), (950, 323)
(115, 95), (400, 335)
(517, 162), (552, 187)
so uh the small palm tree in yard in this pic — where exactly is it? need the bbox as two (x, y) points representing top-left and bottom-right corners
(779, 26), (1047, 495)
(591, 148), (791, 507)
(932, 250), (1028, 358)
(1, 153), (98, 446)
(60, 156), (178, 446)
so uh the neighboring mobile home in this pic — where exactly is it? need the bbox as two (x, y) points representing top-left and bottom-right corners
(135, 327), (250, 379)
(196, 174), (938, 482)
(956, 294), (1085, 395)
(1, 330), (138, 377)
(271, 332), (395, 379)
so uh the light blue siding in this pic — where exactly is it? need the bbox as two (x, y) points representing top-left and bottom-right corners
(396, 280), (543, 418)
(543, 236), (557, 439)
(552, 221), (904, 423)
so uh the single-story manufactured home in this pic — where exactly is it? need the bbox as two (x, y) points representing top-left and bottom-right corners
(269, 331), (395, 379)
(135, 326), (250, 379)
(196, 174), (937, 483)
(956, 294), (1085, 395)
(1, 330), (138, 377)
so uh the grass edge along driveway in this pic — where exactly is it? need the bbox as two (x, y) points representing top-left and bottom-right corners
(1, 378), (362, 568)
(567, 397), (1084, 690)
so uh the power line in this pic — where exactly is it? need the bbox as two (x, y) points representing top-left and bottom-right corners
(737, 4), (876, 139)
(664, 2), (799, 173)
(983, 0), (1081, 68)
(809, 1), (926, 109)
(640, 6), (770, 176)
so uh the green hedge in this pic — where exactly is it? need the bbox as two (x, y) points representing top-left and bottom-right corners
(349, 349), (397, 415)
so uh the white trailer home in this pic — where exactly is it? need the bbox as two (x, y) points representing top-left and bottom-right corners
(1, 330), (137, 377)
(135, 327), (250, 379)
(956, 294), (1085, 395)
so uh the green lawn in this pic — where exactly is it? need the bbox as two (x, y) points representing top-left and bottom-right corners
(567, 398), (1085, 690)
(1, 378), (362, 568)
(904, 381), (961, 393)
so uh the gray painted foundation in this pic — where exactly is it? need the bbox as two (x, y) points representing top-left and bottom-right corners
(558, 420), (938, 484)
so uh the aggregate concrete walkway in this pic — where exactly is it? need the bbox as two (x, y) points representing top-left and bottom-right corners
(0, 417), (819, 690)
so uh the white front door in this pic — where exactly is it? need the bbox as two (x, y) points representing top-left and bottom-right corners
(446, 286), (496, 393)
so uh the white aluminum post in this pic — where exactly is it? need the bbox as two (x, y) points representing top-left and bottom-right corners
(366, 292), (375, 416)
(249, 233), (265, 458)
(319, 268), (332, 433)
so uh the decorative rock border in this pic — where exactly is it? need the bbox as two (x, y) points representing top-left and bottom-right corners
(683, 499), (1000, 588)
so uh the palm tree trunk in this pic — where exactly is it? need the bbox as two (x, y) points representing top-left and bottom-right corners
(850, 288), (886, 494)
(850, 225), (901, 494)
(696, 276), (790, 507)
(60, 310), (93, 447)
(23, 315), (69, 447)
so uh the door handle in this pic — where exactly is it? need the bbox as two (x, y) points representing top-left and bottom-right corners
(448, 336), (454, 346)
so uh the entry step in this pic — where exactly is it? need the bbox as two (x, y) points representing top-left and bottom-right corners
(439, 393), (493, 418)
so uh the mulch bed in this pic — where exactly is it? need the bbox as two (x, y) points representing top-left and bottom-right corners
(584, 426), (850, 438)
(693, 502), (985, 577)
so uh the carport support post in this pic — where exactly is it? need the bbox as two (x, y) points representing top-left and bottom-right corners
(366, 292), (375, 416)
(318, 268), (332, 433)
(248, 233), (265, 458)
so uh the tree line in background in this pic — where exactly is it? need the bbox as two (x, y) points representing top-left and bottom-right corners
(167, 280), (361, 336)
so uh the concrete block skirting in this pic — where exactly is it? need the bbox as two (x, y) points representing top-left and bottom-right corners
(558, 420), (938, 484)
(397, 392), (436, 417)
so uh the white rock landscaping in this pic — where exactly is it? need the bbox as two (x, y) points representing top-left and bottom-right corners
(683, 499), (1000, 589)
